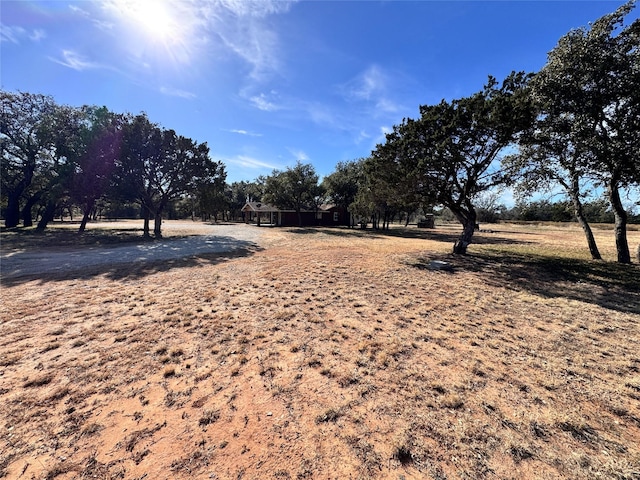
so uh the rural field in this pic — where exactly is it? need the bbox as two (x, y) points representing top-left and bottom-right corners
(1, 220), (639, 480)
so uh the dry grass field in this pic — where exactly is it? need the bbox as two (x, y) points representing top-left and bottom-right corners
(1, 221), (639, 480)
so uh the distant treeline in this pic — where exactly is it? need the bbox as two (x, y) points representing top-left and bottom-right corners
(460, 199), (639, 225)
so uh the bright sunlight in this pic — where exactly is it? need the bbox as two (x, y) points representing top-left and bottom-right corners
(104, 0), (193, 64)
(107, 0), (179, 42)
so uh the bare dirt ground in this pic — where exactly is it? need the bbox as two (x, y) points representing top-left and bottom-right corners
(1, 220), (639, 480)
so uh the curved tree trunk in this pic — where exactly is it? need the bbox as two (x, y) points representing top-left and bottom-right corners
(451, 205), (477, 255)
(574, 207), (602, 260)
(568, 177), (601, 260)
(78, 199), (96, 233)
(453, 220), (476, 255)
(78, 211), (91, 233)
(36, 200), (56, 231)
(607, 181), (630, 263)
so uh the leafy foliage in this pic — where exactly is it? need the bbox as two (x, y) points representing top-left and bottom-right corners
(526, 1), (640, 262)
(370, 72), (534, 252)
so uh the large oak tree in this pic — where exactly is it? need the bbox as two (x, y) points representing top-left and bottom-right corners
(379, 72), (533, 254)
(115, 114), (221, 238)
(530, 1), (639, 263)
(1, 91), (57, 227)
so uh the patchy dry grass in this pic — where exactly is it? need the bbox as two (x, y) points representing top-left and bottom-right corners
(1, 220), (639, 479)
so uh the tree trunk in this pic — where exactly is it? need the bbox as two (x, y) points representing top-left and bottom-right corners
(142, 208), (151, 238)
(36, 200), (56, 231)
(607, 181), (630, 263)
(154, 211), (163, 238)
(78, 200), (95, 233)
(4, 193), (21, 228)
(451, 206), (477, 255)
(453, 220), (476, 255)
(21, 194), (41, 227)
(78, 211), (90, 233)
(568, 178), (601, 260)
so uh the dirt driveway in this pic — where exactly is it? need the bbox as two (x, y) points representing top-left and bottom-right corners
(0, 222), (265, 281)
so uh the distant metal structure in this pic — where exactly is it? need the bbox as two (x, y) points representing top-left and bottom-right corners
(417, 214), (435, 229)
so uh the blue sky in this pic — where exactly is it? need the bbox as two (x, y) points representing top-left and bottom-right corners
(2, 1), (636, 185)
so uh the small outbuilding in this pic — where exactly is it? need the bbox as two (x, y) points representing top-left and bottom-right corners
(417, 214), (435, 228)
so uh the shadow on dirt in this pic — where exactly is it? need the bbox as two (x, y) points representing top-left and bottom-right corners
(284, 225), (535, 247)
(1, 237), (263, 287)
(0, 226), (154, 250)
(407, 251), (640, 315)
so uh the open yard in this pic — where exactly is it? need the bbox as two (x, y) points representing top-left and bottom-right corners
(1, 221), (639, 479)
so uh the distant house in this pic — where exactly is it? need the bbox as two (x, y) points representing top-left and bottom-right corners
(241, 202), (351, 227)
(320, 204), (352, 227)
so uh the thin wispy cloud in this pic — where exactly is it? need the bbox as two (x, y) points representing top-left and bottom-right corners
(69, 5), (90, 17)
(89, 0), (297, 107)
(200, 0), (298, 89)
(374, 125), (392, 148)
(225, 154), (279, 170)
(218, 0), (296, 18)
(0, 24), (23, 43)
(49, 50), (106, 71)
(212, 0), (297, 76)
(375, 98), (400, 114)
(355, 130), (371, 145)
(159, 86), (197, 99)
(288, 149), (309, 162)
(226, 129), (263, 137)
(29, 29), (46, 42)
(340, 64), (406, 118)
(70, 4), (114, 30)
(249, 93), (281, 111)
(304, 102), (340, 128)
(212, 14), (282, 82)
(1, 24), (45, 43)
(347, 64), (387, 101)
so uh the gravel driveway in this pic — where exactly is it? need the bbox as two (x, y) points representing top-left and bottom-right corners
(1, 223), (265, 281)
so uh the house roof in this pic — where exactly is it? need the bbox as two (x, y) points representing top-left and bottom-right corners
(241, 202), (279, 213)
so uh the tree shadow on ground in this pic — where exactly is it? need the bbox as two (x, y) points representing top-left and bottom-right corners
(1, 238), (263, 287)
(408, 251), (640, 314)
(284, 226), (535, 247)
(0, 226), (153, 250)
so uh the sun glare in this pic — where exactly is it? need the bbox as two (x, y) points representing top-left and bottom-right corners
(111, 0), (178, 41)
(106, 0), (194, 64)
(134, 1), (174, 38)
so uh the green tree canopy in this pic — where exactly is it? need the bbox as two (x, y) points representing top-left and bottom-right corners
(1, 91), (57, 227)
(262, 161), (323, 227)
(378, 71), (533, 253)
(115, 114), (221, 237)
(529, 1), (639, 262)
